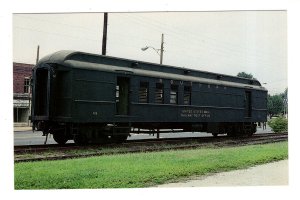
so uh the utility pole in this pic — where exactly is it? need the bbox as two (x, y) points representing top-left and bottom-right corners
(141, 33), (165, 64)
(102, 12), (108, 55)
(141, 33), (164, 65)
(30, 45), (39, 125)
(160, 33), (164, 65)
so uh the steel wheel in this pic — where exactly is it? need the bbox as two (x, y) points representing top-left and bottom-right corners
(111, 135), (128, 143)
(73, 134), (88, 145)
(53, 131), (68, 145)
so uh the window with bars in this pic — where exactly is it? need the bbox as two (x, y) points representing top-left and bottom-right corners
(183, 86), (191, 105)
(24, 77), (30, 93)
(155, 83), (164, 104)
(139, 82), (149, 103)
(115, 85), (119, 103)
(170, 85), (178, 104)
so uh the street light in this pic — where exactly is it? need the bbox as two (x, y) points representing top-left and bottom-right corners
(141, 33), (164, 64)
(141, 46), (149, 51)
(141, 46), (161, 56)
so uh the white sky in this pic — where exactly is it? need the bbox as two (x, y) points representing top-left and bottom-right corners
(13, 11), (286, 95)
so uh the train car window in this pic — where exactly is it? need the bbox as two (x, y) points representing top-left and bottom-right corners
(184, 86), (191, 105)
(155, 83), (164, 104)
(170, 85), (178, 104)
(115, 85), (119, 102)
(139, 82), (149, 103)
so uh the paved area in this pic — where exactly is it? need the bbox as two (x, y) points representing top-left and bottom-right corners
(14, 126), (32, 132)
(157, 160), (288, 187)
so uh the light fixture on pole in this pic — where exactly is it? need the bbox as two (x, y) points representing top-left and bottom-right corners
(141, 33), (164, 64)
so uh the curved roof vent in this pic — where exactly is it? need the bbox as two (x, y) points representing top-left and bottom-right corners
(184, 70), (191, 75)
(131, 62), (139, 68)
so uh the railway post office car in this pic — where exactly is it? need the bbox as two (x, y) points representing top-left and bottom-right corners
(31, 51), (268, 144)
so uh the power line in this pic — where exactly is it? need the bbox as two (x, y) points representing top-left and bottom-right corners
(120, 13), (285, 66)
(14, 26), (101, 42)
(14, 15), (101, 34)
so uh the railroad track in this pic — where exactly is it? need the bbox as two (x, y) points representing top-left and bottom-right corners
(14, 132), (288, 163)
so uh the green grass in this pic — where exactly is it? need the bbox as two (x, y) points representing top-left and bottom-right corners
(15, 141), (288, 189)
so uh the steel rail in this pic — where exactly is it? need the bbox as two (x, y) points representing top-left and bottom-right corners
(14, 132), (288, 163)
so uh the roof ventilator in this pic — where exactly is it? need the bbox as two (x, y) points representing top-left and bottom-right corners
(184, 70), (191, 75)
(131, 62), (139, 68)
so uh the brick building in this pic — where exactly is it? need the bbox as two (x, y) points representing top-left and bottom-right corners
(13, 62), (34, 125)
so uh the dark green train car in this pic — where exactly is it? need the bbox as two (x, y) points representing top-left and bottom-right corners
(31, 51), (267, 144)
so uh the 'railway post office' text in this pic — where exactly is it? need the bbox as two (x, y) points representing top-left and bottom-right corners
(180, 109), (211, 118)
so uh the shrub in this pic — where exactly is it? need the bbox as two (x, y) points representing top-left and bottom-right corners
(268, 116), (288, 133)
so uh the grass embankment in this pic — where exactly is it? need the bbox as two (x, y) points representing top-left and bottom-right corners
(15, 141), (288, 189)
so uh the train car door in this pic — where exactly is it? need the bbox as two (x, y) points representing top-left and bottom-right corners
(32, 65), (51, 118)
(245, 91), (252, 118)
(116, 77), (130, 115)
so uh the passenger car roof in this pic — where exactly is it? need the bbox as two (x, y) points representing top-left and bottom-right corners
(37, 50), (267, 91)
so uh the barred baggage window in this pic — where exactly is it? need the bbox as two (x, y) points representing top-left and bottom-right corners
(115, 85), (119, 102)
(170, 85), (178, 104)
(155, 83), (164, 103)
(139, 82), (149, 103)
(184, 86), (191, 105)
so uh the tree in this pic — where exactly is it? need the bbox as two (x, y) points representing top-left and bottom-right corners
(237, 72), (255, 79)
(267, 94), (284, 118)
(281, 88), (288, 117)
